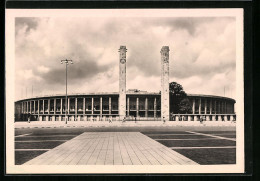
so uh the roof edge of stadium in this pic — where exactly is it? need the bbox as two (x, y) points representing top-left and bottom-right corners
(187, 94), (236, 102)
(15, 92), (236, 102)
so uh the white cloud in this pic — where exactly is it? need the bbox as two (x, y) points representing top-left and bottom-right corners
(17, 69), (39, 80)
(37, 65), (50, 73)
(15, 17), (236, 100)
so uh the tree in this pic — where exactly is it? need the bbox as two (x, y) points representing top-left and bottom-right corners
(178, 98), (192, 114)
(169, 82), (192, 114)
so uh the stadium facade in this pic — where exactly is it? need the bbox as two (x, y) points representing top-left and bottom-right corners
(14, 46), (236, 122)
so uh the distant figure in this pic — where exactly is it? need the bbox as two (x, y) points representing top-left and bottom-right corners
(163, 116), (165, 124)
(109, 117), (112, 123)
(199, 116), (203, 124)
(135, 116), (137, 123)
(27, 114), (31, 123)
(122, 117), (126, 123)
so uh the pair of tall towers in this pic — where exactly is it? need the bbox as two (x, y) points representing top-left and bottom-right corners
(118, 46), (170, 121)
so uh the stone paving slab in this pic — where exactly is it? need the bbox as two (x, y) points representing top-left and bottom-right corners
(24, 132), (198, 165)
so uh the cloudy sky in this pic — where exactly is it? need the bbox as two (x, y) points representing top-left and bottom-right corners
(15, 16), (236, 100)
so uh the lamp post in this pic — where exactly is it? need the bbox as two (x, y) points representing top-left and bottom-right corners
(61, 59), (73, 124)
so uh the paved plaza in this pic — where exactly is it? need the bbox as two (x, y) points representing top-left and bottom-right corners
(15, 125), (236, 165)
(24, 132), (197, 165)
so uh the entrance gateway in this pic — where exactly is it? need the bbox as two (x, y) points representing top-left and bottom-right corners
(119, 46), (170, 122)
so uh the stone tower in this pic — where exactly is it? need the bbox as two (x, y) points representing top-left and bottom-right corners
(161, 46), (170, 122)
(119, 46), (127, 119)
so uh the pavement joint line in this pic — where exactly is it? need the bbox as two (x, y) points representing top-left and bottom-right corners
(185, 131), (236, 141)
(147, 133), (235, 136)
(15, 125), (236, 129)
(15, 133), (32, 137)
(15, 149), (51, 151)
(15, 140), (68, 142)
(170, 146), (236, 149)
(154, 138), (220, 141)
(18, 135), (79, 137)
(147, 134), (196, 136)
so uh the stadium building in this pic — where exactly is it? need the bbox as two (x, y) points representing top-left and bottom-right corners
(14, 46), (236, 122)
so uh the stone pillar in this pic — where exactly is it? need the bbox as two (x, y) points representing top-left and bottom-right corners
(38, 100), (40, 120)
(68, 98), (70, 114)
(214, 100), (217, 114)
(218, 101), (221, 114)
(188, 115), (192, 121)
(48, 99), (50, 114)
(75, 98), (78, 121)
(21, 102), (23, 114)
(119, 46), (127, 119)
(154, 97), (157, 118)
(52, 115), (55, 122)
(212, 115), (216, 121)
(224, 115), (228, 121)
(109, 97), (111, 115)
(145, 97), (148, 117)
(92, 97), (95, 115)
(205, 99), (207, 114)
(225, 101), (227, 114)
(61, 98), (63, 114)
(230, 115), (234, 121)
(218, 115), (221, 121)
(176, 115), (179, 121)
(199, 98), (201, 114)
(54, 99), (56, 115)
(206, 115), (210, 121)
(160, 46), (170, 121)
(194, 115), (199, 121)
(33, 100), (36, 114)
(127, 97), (130, 117)
(43, 100), (45, 114)
(26, 101), (28, 114)
(210, 99), (212, 114)
(100, 97), (102, 116)
(192, 99), (195, 114)
(136, 97), (139, 117)
(83, 97), (86, 115)
(29, 101), (32, 114)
